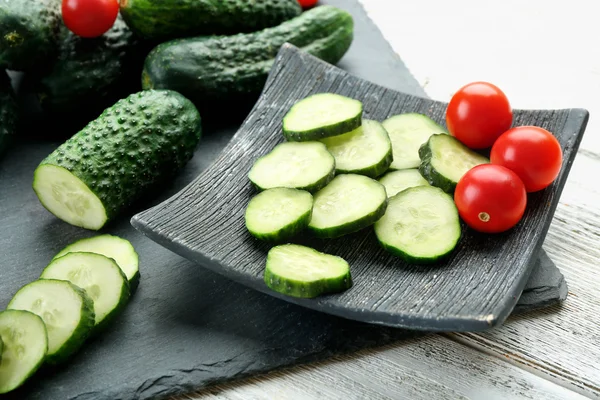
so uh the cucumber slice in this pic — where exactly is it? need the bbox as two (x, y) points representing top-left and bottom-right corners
(41, 252), (130, 330)
(7, 279), (95, 365)
(264, 244), (352, 298)
(378, 169), (430, 198)
(374, 186), (461, 264)
(52, 234), (140, 292)
(283, 93), (363, 141)
(33, 164), (108, 231)
(248, 141), (335, 193)
(382, 113), (447, 170)
(320, 120), (393, 178)
(419, 133), (489, 193)
(245, 188), (313, 242)
(0, 310), (48, 394)
(309, 174), (387, 238)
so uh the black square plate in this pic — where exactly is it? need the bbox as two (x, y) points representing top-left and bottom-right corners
(132, 44), (588, 332)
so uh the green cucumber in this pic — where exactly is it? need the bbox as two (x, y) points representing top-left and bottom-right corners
(419, 133), (489, 193)
(32, 90), (202, 230)
(0, 71), (18, 156)
(378, 169), (430, 198)
(120, 0), (302, 40)
(0, 310), (48, 394)
(248, 141), (335, 193)
(383, 113), (447, 170)
(245, 188), (313, 242)
(309, 174), (388, 238)
(320, 119), (392, 178)
(0, 0), (61, 70)
(0, 336), (2, 363)
(142, 6), (354, 107)
(52, 234), (140, 292)
(374, 186), (461, 264)
(41, 252), (130, 329)
(7, 279), (95, 365)
(264, 244), (352, 298)
(283, 93), (363, 141)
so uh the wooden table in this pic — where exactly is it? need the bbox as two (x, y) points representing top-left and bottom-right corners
(181, 0), (600, 398)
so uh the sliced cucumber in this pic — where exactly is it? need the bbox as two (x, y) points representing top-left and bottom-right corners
(264, 244), (352, 298)
(41, 252), (130, 330)
(374, 186), (461, 264)
(53, 234), (140, 292)
(382, 113), (447, 170)
(319, 119), (393, 178)
(0, 310), (48, 394)
(245, 188), (313, 242)
(248, 141), (335, 193)
(419, 133), (489, 193)
(378, 169), (430, 198)
(309, 174), (387, 238)
(33, 164), (108, 231)
(283, 93), (363, 141)
(7, 279), (95, 365)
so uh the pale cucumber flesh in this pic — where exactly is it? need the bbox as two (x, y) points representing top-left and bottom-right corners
(378, 169), (430, 198)
(429, 134), (490, 183)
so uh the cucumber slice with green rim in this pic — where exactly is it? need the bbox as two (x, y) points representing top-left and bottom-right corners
(248, 141), (335, 193)
(7, 279), (95, 365)
(320, 119), (393, 178)
(283, 93), (363, 141)
(419, 133), (489, 193)
(41, 252), (130, 330)
(309, 174), (388, 238)
(53, 234), (140, 292)
(383, 113), (447, 170)
(374, 186), (461, 264)
(378, 169), (430, 198)
(0, 310), (48, 394)
(245, 188), (313, 242)
(264, 244), (352, 298)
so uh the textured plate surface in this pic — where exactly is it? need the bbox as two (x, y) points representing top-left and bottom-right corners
(132, 44), (588, 332)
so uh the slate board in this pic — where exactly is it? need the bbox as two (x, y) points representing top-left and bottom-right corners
(0, 0), (566, 398)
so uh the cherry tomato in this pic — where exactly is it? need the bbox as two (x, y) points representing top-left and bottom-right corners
(446, 81), (513, 149)
(490, 126), (563, 192)
(455, 164), (527, 233)
(62, 0), (119, 38)
(298, 0), (318, 9)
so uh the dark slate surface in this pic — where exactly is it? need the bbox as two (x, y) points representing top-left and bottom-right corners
(0, 0), (570, 398)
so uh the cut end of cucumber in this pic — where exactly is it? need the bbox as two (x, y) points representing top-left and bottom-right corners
(245, 188), (313, 242)
(264, 244), (352, 298)
(374, 186), (461, 264)
(429, 135), (490, 183)
(33, 165), (107, 231)
(0, 310), (48, 394)
(378, 169), (430, 198)
(283, 93), (363, 141)
(52, 234), (140, 289)
(248, 141), (335, 193)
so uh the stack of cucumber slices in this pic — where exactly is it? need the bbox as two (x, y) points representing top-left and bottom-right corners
(245, 93), (490, 300)
(0, 234), (139, 394)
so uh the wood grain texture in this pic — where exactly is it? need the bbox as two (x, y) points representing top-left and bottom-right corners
(131, 44), (589, 332)
(182, 335), (587, 400)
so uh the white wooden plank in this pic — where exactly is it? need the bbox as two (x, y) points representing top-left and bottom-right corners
(182, 335), (585, 400)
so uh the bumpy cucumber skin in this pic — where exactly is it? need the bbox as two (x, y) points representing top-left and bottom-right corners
(0, 71), (17, 156)
(52, 234), (141, 294)
(336, 146), (393, 179)
(309, 199), (388, 239)
(284, 112), (363, 142)
(8, 280), (95, 365)
(36, 15), (146, 120)
(120, 0), (301, 40)
(34, 90), (202, 229)
(0, 310), (48, 394)
(142, 6), (354, 106)
(264, 247), (352, 299)
(0, 0), (61, 71)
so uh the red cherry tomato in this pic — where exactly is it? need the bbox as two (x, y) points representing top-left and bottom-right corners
(298, 0), (318, 9)
(446, 81), (513, 149)
(62, 0), (119, 38)
(455, 164), (527, 233)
